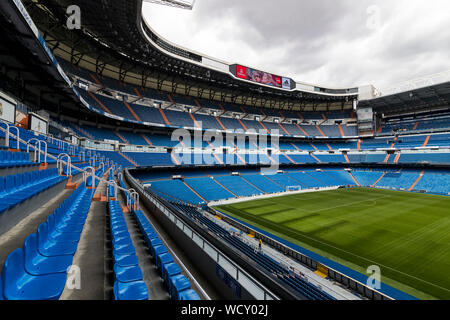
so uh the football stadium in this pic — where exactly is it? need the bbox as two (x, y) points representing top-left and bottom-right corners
(0, 0), (449, 303)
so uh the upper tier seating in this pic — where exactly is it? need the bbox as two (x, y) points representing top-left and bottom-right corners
(379, 112), (450, 135)
(73, 87), (357, 137)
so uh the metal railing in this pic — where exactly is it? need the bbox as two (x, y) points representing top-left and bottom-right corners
(0, 121), (137, 210)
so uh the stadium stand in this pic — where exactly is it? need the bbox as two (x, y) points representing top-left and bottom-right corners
(1, 181), (95, 299)
(1, 0), (449, 301)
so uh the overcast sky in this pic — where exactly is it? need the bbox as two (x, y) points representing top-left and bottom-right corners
(142, 0), (450, 91)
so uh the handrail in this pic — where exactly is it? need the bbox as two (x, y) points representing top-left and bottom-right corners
(0, 120), (154, 214)
(5, 124), (20, 149)
(126, 188), (137, 209)
(57, 153), (72, 176)
(27, 138), (40, 162)
(83, 166), (96, 186)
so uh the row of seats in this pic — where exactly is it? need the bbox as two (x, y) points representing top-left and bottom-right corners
(57, 117), (450, 153)
(0, 123), (120, 173)
(380, 116), (450, 135)
(115, 151), (450, 168)
(140, 166), (449, 203)
(0, 151), (34, 168)
(0, 182), (94, 300)
(0, 168), (67, 213)
(117, 175), (200, 300)
(108, 200), (149, 300)
(0, 123), (83, 160)
(72, 88), (358, 137)
(144, 169), (357, 205)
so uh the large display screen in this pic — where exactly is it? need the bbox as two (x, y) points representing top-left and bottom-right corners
(0, 96), (16, 124)
(30, 114), (48, 135)
(231, 64), (295, 90)
(357, 107), (374, 122)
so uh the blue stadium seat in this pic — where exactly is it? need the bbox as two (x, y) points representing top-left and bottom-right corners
(37, 223), (79, 256)
(113, 280), (149, 300)
(162, 262), (181, 291)
(115, 254), (140, 268)
(179, 289), (202, 300)
(1, 248), (67, 300)
(153, 245), (168, 261)
(114, 265), (144, 283)
(24, 233), (73, 275)
(169, 274), (191, 300)
(156, 252), (174, 272)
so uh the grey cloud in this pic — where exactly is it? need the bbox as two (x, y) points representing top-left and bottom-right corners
(144, 0), (450, 89)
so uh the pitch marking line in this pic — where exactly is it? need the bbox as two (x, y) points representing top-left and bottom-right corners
(232, 198), (450, 293)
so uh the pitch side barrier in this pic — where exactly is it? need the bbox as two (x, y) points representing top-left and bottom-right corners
(208, 206), (417, 301)
(123, 168), (318, 300)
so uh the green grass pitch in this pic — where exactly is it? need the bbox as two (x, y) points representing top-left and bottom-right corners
(215, 187), (450, 300)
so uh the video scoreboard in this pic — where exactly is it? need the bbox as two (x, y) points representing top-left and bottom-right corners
(229, 64), (296, 90)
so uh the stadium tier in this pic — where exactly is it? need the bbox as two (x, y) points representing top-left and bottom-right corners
(74, 87), (359, 138)
(135, 167), (449, 205)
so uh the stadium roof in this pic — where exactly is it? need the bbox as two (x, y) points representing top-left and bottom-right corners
(143, 0), (196, 10)
(358, 81), (450, 115)
(22, 0), (359, 112)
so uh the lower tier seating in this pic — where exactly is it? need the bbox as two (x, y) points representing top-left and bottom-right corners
(136, 167), (450, 205)
(0, 151), (34, 168)
(117, 174), (201, 300)
(0, 183), (94, 300)
(172, 203), (334, 300)
(0, 168), (67, 213)
(108, 200), (149, 300)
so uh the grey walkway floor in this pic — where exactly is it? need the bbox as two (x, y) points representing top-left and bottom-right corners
(60, 177), (108, 300)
